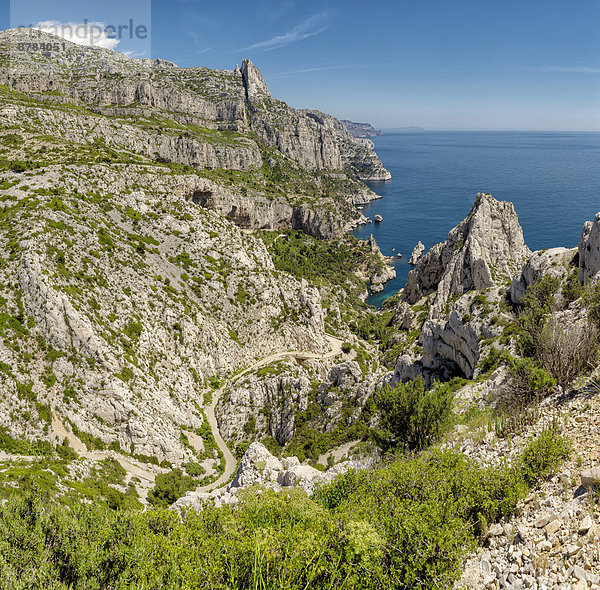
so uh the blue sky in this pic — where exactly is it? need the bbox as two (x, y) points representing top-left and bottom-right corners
(2, 0), (600, 130)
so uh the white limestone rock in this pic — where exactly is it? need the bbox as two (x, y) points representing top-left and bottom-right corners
(404, 193), (530, 312)
(578, 212), (600, 284)
(510, 247), (576, 305)
(409, 241), (425, 265)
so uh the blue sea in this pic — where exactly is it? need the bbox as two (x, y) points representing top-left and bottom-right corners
(351, 131), (600, 307)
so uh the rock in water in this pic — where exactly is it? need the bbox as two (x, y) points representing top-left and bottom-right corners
(409, 241), (425, 265)
(374, 214), (383, 223)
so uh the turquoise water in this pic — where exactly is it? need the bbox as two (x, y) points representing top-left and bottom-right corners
(352, 131), (600, 307)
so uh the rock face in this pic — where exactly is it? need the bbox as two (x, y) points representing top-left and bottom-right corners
(388, 194), (529, 381)
(218, 363), (312, 446)
(218, 359), (378, 449)
(173, 442), (364, 511)
(240, 59), (271, 100)
(578, 212), (600, 284)
(510, 247), (577, 305)
(0, 27), (391, 236)
(404, 193), (530, 311)
(409, 241), (425, 265)
(0, 162), (331, 463)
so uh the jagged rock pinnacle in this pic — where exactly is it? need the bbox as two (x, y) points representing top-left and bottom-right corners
(240, 58), (271, 100)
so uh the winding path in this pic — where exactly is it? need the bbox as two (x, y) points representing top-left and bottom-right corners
(51, 412), (157, 486)
(195, 334), (344, 493)
(49, 335), (344, 498)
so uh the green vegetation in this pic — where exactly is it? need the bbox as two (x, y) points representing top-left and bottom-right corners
(374, 378), (455, 451)
(263, 230), (383, 305)
(0, 428), (568, 589)
(148, 468), (198, 508)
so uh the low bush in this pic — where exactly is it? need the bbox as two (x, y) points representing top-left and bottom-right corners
(504, 356), (556, 405)
(147, 468), (197, 508)
(0, 428), (568, 589)
(375, 377), (454, 451)
(533, 315), (597, 387)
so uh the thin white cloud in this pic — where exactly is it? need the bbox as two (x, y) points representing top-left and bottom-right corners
(34, 20), (119, 50)
(290, 66), (340, 74)
(122, 49), (149, 58)
(238, 12), (329, 52)
(276, 65), (347, 76)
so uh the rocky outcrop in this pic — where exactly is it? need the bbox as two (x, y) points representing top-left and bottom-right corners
(409, 241), (425, 265)
(218, 365), (312, 446)
(172, 442), (365, 511)
(578, 212), (600, 284)
(240, 59), (271, 100)
(510, 247), (577, 305)
(316, 362), (376, 431)
(218, 357), (377, 449)
(0, 27), (390, 234)
(388, 194), (529, 382)
(403, 193), (530, 313)
(370, 263), (396, 294)
(388, 288), (506, 381)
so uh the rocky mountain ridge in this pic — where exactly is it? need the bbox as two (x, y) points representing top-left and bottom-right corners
(0, 28), (390, 179)
(341, 120), (382, 139)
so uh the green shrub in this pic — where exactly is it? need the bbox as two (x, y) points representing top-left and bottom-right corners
(56, 439), (78, 461)
(375, 377), (454, 451)
(0, 427), (569, 590)
(562, 268), (584, 303)
(147, 468), (196, 508)
(517, 275), (561, 357)
(584, 283), (600, 331)
(519, 423), (571, 485)
(506, 356), (556, 403)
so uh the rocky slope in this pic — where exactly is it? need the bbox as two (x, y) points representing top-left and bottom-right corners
(387, 193), (530, 382)
(0, 27), (390, 237)
(455, 378), (600, 590)
(0, 162), (332, 468)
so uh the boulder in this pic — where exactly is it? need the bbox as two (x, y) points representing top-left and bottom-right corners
(229, 442), (285, 489)
(581, 467), (600, 489)
(172, 443), (363, 512)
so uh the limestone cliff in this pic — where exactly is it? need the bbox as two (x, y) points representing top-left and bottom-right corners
(0, 28), (390, 236)
(578, 212), (600, 284)
(390, 194), (530, 380)
(403, 193), (530, 314)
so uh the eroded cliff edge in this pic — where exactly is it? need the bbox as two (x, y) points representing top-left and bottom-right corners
(0, 28), (390, 238)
